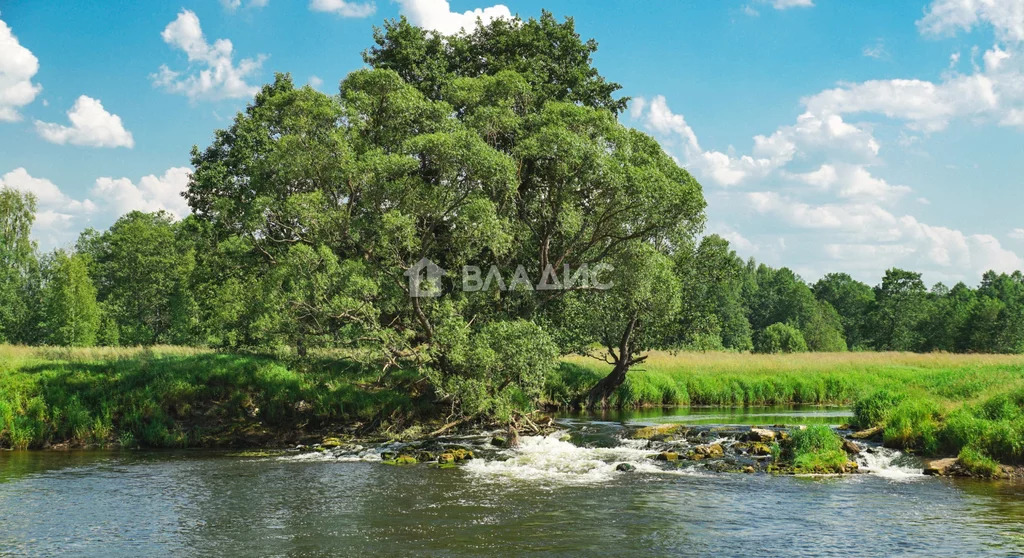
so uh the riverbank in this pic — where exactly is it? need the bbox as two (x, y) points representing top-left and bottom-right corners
(0, 345), (434, 450)
(549, 351), (1024, 477)
(4, 346), (1024, 478)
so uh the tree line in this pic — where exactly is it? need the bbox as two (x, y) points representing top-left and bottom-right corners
(2, 13), (1023, 413)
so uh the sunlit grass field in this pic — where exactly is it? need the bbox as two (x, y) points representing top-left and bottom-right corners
(550, 350), (1024, 465)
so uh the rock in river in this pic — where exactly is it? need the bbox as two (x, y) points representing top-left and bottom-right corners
(747, 428), (776, 442)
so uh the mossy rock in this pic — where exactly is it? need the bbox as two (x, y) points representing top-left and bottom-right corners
(743, 466), (756, 473)
(451, 448), (474, 461)
(655, 451), (679, 462)
(633, 424), (684, 441)
(380, 451), (397, 460)
(491, 436), (508, 448)
(616, 463), (636, 472)
(416, 451), (435, 462)
(438, 452), (457, 464)
(749, 443), (772, 456)
(394, 455), (418, 465)
(689, 443), (724, 460)
(321, 437), (343, 449)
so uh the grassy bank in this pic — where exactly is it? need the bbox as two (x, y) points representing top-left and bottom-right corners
(548, 351), (1024, 408)
(0, 345), (424, 449)
(548, 351), (1024, 471)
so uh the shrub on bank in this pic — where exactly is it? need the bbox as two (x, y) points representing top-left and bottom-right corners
(785, 425), (847, 473)
(852, 389), (906, 429)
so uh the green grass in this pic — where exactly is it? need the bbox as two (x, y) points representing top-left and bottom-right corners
(550, 351), (1024, 467)
(786, 424), (848, 473)
(0, 345), (422, 449)
(549, 351), (1024, 409)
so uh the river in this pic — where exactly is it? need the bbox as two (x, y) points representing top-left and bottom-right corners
(2, 407), (1023, 556)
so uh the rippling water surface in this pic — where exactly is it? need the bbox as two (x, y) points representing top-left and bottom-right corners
(2, 407), (1023, 557)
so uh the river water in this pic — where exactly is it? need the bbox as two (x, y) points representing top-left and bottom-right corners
(2, 407), (1023, 557)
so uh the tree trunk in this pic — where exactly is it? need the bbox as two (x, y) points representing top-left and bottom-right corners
(584, 360), (629, 408)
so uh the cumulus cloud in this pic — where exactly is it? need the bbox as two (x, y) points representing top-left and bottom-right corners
(0, 168), (96, 248)
(629, 0), (1024, 283)
(788, 164), (911, 202)
(918, 0), (1024, 43)
(397, 0), (512, 35)
(748, 192), (1024, 279)
(34, 95), (134, 148)
(90, 167), (192, 219)
(0, 17), (42, 121)
(632, 95), (878, 187)
(308, 75), (324, 89)
(0, 167), (191, 248)
(309, 0), (376, 17)
(152, 10), (266, 101)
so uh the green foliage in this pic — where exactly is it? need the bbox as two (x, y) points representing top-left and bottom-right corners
(0, 346), (420, 449)
(852, 389), (906, 429)
(754, 323), (808, 354)
(786, 425), (847, 473)
(41, 251), (100, 346)
(0, 188), (40, 344)
(812, 273), (875, 350)
(958, 446), (1002, 477)
(428, 320), (558, 420)
(871, 268), (928, 351)
(882, 399), (940, 453)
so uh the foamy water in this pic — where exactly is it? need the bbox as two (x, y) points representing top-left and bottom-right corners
(857, 447), (925, 481)
(462, 432), (709, 485)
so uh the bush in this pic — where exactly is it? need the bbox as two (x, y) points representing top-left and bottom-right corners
(852, 389), (906, 429)
(882, 399), (940, 453)
(786, 425), (847, 472)
(958, 446), (1002, 477)
(754, 323), (808, 354)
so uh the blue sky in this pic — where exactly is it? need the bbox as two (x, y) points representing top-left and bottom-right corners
(1, 0), (1022, 285)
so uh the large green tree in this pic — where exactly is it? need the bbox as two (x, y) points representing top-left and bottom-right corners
(185, 13), (705, 415)
(41, 251), (100, 346)
(0, 188), (41, 344)
(871, 268), (928, 351)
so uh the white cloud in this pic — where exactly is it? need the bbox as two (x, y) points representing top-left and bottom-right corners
(0, 167), (191, 248)
(0, 168), (96, 248)
(633, 96), (878, 187)
(789, 164), (911, 202)
(862, 39), (889, 59)
(222, 0), (269, 10)
(1009, 228), (1024, 240)
(309, 0), (376, 17)
(761, 0), (814, 9)
(918, 0), (1024, 43)
(0, 17), (42, 121)
(397, 0), (512, 35)
(34, 95), (134, 148)
(91, 167), (192, 219)
(152, 10), (266, 101)
(748, 192), (1024, 278)
(308, 75), (324, 89)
